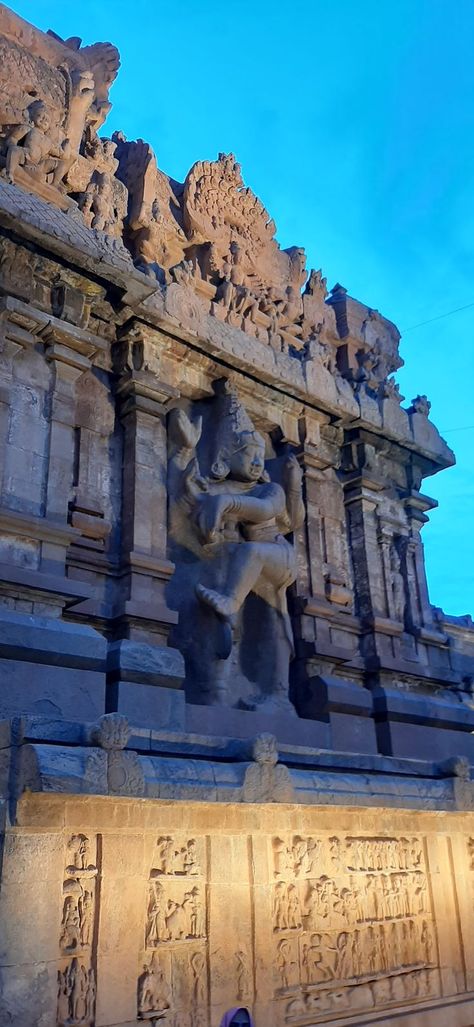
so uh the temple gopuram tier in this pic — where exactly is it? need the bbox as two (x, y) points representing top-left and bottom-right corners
(0, 5), (473, 1027)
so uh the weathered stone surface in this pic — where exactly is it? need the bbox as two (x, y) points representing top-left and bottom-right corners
(1, 792), (474, 1026)
(0, 4), (472, 1026)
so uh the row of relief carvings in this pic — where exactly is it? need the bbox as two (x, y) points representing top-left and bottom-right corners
(284, 967), (439, 1024)
(273, 835), (423, 878)
(276, 918), (435, 992)
(273, 871), (429, 931)
(58, 835), (98, 1026)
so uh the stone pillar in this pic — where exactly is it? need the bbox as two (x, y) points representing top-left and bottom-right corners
(108, 328), (185, 727)
(42, 338), (92, 576)
(402, 490), (438, 632)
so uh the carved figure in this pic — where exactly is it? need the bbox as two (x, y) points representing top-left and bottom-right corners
(78, 890), (93, 947)
(58, 959), (94, 1025)
(79, 140), (127, 237)
(68, 835), (91, 872)
(190, 950), (206, 1004)
(156, 836), (175, 874)
(214, 242), (259, 323)
(390, 546), (406, 622)
(308, 933), (332, 982)
(236, 949), (251, 1001)
(277, 939), (297, 989)
(3, 100), (72, 187)
(330, 932), (352, 980)
(138, 954), (171, 1016)
(60, 896), (81, 952)
(146, 882), (170, 945)
(409, 394), (431, 416)
(273, 882), (290, 931)
(243, 734), (294, 803)
(184, 838), (201, 876)
(168, 382), (305, 708)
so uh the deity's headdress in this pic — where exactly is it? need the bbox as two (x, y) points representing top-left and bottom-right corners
(210, 379), (268, 481)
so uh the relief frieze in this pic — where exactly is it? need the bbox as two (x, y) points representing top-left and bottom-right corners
(270, 834), (439, 1025)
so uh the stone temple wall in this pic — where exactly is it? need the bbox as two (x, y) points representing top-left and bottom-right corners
(0, 4), (472, 1026)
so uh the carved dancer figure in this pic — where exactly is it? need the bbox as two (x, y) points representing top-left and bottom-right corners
(4, 100), (72, 187)
(168, 382), (305, 707)
(194, 437), (303, 632)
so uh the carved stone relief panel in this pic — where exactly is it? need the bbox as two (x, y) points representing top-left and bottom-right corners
(57, 833), (99, 1026)
(270, 834), (439, 1025)
(139, 835), (208, 1023)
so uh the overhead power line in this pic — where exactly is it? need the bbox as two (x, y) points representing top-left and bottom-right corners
(403, 300), (474, 333)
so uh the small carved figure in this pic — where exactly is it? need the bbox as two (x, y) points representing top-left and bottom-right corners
(273, 882), (290, 931)
(287, 885), (302, 929)
(60, 896), (81, 952)
(138, 955), (171, 1015)
(166, 897), (188, 940)
(277, 939), (297, 989)
(85, 969), (96, 1021)
(409, 394), (431, 416)
(308, 933), (332, 982)
(184, 838), (201, 876)
(236, 948), (251, 1001)
(57, 968), (72, 1024)
(273, 837), (291, 877)
(189, 886), (205, 938)
(3, 100), (72, 188)
(68, 835), (91, 872)
(190, 950), (206, 1005)
(170, 258), (196, 286)
(156, 836), (175, 874)
(243, 735), (294, 803)
(78, 889), (94, 947)
(146, 882), (170, 945)
(390, 546), (406, 622)
(330, 932), (352, 981)
(421, 920), (434, 964)
(215, 242), (259, 323)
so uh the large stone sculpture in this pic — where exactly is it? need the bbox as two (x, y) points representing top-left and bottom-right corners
(168, 380), (304, 709)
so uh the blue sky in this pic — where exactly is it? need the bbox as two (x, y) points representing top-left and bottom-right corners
(11, 0), (474, 616)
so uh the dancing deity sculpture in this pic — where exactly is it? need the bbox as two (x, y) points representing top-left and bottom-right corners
(168, 380), (304, 709)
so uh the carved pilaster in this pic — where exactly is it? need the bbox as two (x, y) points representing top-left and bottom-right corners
(113, 327), (180, 647)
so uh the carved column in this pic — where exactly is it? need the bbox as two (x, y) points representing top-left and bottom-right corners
(402, 490), (438, 632)
(43, 337), (93, 575)
(109, 328), (185, 724)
